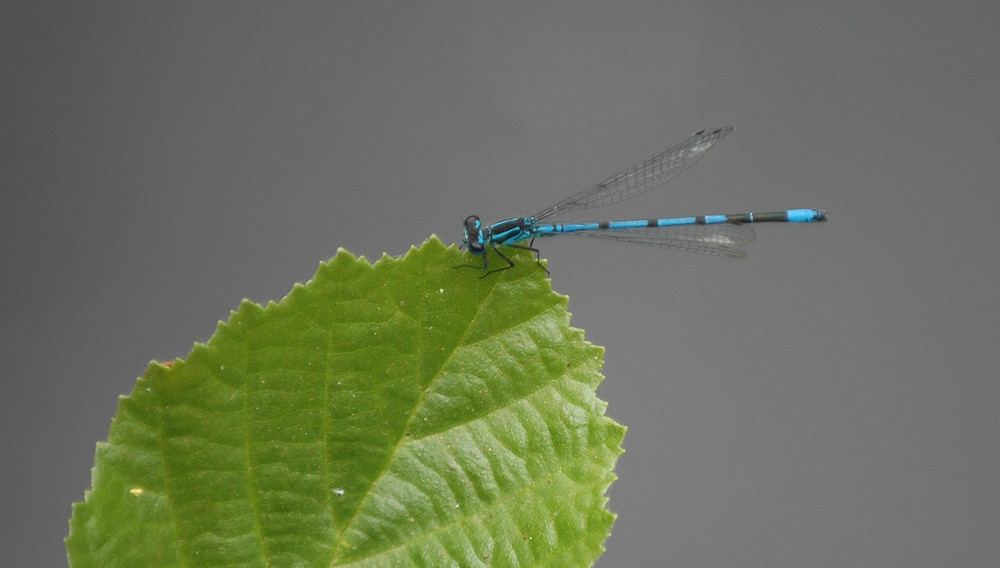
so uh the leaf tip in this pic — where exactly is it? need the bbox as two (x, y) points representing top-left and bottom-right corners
(333, 246), (357, 260)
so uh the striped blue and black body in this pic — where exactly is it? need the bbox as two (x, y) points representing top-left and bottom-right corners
(461, 127), (826, 275)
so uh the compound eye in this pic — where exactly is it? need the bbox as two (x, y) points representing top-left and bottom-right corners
(463, 215), (481, 231)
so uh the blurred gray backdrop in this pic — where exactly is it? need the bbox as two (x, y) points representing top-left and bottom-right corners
(3, 2), (998, 566)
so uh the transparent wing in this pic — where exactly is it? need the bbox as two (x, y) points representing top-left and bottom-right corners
(564, 222), (756, 258)
(532, 126), (734, 221)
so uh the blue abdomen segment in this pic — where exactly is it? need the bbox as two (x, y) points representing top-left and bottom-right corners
(785, 208), (827, 222)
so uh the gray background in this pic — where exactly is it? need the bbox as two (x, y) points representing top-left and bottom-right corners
(3, 2), (998, 566)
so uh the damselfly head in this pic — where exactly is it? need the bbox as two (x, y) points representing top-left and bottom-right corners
(462, 215), (486, 253)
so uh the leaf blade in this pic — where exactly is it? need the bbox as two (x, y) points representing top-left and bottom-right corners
(68, 237), (624, 568)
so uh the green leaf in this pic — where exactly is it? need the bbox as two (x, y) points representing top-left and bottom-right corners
(67, 237), (625, 567)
